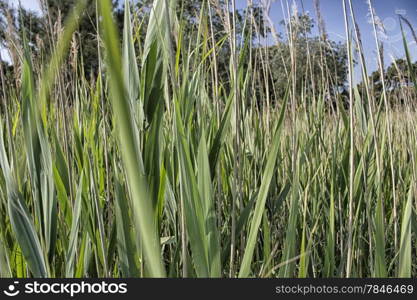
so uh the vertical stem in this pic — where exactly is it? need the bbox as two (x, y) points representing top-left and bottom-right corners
(342, 0), (354, 278)
(368, 0), (398, 259)
(228, 0), (241, 278)
(180, 181), (188, 277)
(208, 0), (223, 237)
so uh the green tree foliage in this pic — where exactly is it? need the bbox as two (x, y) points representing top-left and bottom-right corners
(360, 58), (417, 106)
(0, 0), (123, 78)
(266, 13), (349, 102)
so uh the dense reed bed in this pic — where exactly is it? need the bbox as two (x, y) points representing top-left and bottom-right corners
(0, 0), (416, 277)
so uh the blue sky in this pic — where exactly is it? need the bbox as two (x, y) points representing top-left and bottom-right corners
(237, 0), (417, 80)
(2, 0), (417, 82)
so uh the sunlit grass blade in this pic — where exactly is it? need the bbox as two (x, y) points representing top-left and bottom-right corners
(0, 117), (47, 277)
(197, 129), (221, 277)
(65, 172), (84, 277)
(238, 94), (288, 278)
(175, 100), (210, 277)
(398, 184), (412, 277)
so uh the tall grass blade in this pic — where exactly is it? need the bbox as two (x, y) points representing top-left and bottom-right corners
(0, 117), (47, 277)
(398, 185), (413, 277)
(98, 0), (165, 277)
(239, 95), (288, 278)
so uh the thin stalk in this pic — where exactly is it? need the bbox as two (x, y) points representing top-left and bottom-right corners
(368, 0), (398, 259)
(342, 0), (355, 278)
